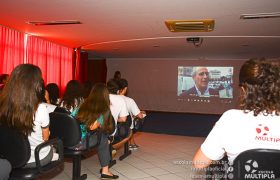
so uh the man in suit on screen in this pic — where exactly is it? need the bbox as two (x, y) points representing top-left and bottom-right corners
(180, 67), (219, 97)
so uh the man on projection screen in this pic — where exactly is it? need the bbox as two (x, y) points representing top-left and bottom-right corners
(180, 67), (219, 97)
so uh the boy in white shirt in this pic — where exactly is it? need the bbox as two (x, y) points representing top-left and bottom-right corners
(107, 79), (129, 138)
(116, 78), (146, 150)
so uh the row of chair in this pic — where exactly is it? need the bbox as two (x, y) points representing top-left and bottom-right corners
(0, 110), (134, 180)
(49, 111), (134, 180)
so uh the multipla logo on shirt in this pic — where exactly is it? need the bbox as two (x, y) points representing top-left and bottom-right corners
(255, 124), (280, 143)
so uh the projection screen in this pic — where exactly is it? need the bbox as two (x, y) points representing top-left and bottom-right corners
(106, 59), (246, 115)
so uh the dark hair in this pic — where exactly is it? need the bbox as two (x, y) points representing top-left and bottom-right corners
(0, 74), (9, 84)
(82, 81), (93, 98)
(0, 64), (44, 135)
(46, 83), (60, 105)
(107, 79), (119, 94)
(60, 80), (83, 111)
(239, 59), (280, 116)
(77, 83), (113, 133)
(116, 78), (128, 90)
(114, 71), (121, 80)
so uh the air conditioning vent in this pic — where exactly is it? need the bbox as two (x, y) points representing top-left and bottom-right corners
(165, 19), (214, 32)
(27, 20), (82, 26)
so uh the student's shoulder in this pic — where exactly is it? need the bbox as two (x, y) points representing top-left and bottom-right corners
(221, 109), (246, 120)
(38, 103), (48, 111)
(109, 94), (126, 104)
(123, 95), (134, 102)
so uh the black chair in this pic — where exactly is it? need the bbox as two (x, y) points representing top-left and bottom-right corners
(206, 149), (280, 180)
(111, 116), (133, 161)
(132, 116), (145, 132)
(0, 126), (64, 180)
(54, 106), (70, 114)
(229, 149), (280, 180)
(49, 112), (101, 180)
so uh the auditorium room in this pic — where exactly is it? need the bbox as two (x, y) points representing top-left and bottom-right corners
(1, 1), (280, 180)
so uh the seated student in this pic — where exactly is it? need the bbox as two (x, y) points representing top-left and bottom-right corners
(41, 86), (58, 113)
(193, 59), (280, 168)
(113, 71), (121, 81)
(116, 78), (146, 150)
(0, 64), (57, 168)
(82, 81), (93, 98)
(106, 79), (129, 142)
(0, 159), (11, 180)
(72, 83), (119, 179)
(46, 83), (60, 105)
(60, 80), (84, 113)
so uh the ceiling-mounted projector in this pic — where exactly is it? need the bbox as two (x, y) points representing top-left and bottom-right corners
(186, 37), (203, 47)
(186, 37), (201, 43)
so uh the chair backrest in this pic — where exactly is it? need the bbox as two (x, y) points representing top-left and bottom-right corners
(0, 126), (30, 168)
(230, 149), (280, 179)
(116, 115), (131, 139)
(54, 106), (70, 114)
(133, 117), (144, 132)
(49, 112), (81, 147)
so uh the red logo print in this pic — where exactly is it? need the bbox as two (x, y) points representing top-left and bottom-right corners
(256, 124), (269, 136)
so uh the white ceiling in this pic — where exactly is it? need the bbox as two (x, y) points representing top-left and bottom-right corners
(0, 0), (280, 60)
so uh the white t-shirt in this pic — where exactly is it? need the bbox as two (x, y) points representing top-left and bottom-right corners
(27, 103), (51, 163)
(120, 95), (141, 129)
(109, 94), (129, 135)
(42, 102), (57, 113)
(201, 109), (280, 164)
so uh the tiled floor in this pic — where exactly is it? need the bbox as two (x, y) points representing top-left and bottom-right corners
(50, 132), (207, 180)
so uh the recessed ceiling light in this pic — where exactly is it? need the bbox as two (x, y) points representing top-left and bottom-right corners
(240, 12), (280, 19)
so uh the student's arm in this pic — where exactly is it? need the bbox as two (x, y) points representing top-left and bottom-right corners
(135, 111), (146, 119)
(193, 148), (213, 168)
(192, 111), (230, 169)
(42, 127), (50, 141)
(89, 121), (100, 130)
(38, 104), (50, 141)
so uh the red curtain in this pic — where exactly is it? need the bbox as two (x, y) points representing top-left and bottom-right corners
(0, 26), (25, 73)
(0, 25), (79, 95)
(26, 36), (74, 94)
(74, 49), (88, 83)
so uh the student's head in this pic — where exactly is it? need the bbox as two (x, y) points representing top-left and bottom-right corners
(114, 71), (121, 80)
(61, 80), (83, 110)
(77, 83), (113, 133)
(0, 64), (44, 135)
(88, 83), (110, 109)
(192, 67), (210, 92)
(117, 78), (128, 95)
(239, 59), (280, 116)
(107, 79), (119, 94)
(46, 83), (60, 105)
(82, 81), (93, 98)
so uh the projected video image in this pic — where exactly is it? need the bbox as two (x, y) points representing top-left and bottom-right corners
(178, 66), (233, 98)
